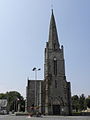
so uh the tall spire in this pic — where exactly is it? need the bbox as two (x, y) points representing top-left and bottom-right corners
(48, 10), (60, 50)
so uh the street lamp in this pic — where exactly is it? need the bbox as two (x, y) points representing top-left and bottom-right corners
(32, 67), (41, 107)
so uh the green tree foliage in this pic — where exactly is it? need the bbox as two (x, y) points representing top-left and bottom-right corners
(72, 94), (89, 112)
(0, 91), (25, 112)
(0, 93), (7, 99)
(86, 97), (90, 108)
(72, 95), (79, 112)
(79, 94), (87, 111)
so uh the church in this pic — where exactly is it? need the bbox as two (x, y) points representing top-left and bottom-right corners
(26, 10), (72, 115)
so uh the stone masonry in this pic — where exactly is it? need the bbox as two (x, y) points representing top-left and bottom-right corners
(26, 10), (72, 115)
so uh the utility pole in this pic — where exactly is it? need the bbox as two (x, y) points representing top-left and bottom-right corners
(32, 67), (41, 108)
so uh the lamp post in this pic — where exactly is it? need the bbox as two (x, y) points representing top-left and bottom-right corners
(32, 67), (41, 108)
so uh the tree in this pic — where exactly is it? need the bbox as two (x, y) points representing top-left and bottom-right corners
(0, 91), (25, 112)
(79, 94), (87, 111)
(72, 95), (79, 112)
(86, 97), (90, 108)
(0, 93), (7, 99)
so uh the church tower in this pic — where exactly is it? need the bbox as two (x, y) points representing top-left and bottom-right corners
(44, 10), (72, 115)
(26, 10), (72, 116)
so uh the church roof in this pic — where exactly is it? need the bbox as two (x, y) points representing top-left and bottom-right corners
(48, 10), (60, 50)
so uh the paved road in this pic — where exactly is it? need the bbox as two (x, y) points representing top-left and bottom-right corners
(0, 115), (90, 120)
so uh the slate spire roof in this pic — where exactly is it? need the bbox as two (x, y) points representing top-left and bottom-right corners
(48, 9), (60, 50)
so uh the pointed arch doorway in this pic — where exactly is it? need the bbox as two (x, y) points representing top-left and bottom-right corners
(53, 105), (60, 115)
(50, 97), (61, 115)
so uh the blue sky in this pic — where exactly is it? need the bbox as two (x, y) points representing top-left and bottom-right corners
(0, 0), (90, 97)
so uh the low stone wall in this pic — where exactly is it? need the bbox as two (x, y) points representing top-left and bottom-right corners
(72, 112), (90, 116)
(15, 112), (29, 116)
(82, 112), (90, 116)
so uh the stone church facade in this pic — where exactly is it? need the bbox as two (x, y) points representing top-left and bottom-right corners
(26, 10), (72, 115)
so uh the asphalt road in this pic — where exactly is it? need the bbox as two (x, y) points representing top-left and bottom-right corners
(0, 115), (90, 120)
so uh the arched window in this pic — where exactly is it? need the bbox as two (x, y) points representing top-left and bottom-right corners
(54, 57), (57, 75)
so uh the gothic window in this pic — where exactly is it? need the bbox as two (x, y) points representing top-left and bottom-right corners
(54, 57), (57, 75)
(55, 80), (57, 88)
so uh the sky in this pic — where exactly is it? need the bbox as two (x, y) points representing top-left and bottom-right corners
(0, 0), (90, 98)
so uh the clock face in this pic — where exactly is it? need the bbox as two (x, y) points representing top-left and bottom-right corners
(54, 57), (57, 61)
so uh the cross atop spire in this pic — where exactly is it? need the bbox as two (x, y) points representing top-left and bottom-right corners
(51, 0), (54, 11)
(48, 10), (60, 50)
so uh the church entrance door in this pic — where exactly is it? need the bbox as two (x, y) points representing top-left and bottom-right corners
(53, 105), (60, 115)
